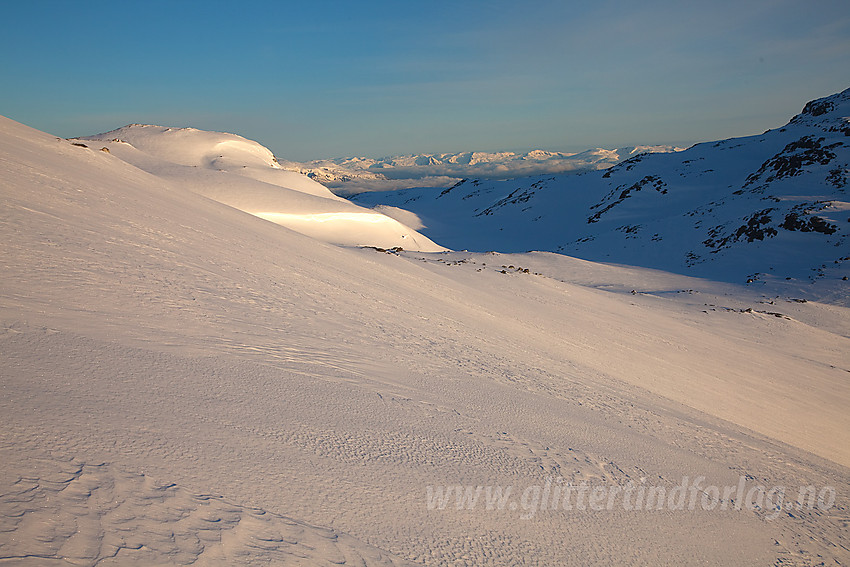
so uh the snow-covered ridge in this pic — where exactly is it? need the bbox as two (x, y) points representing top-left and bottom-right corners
(352, 87), (850, 296)
(87, 124), (283, 170)
(79, 124), (445, 251)
(279, 144), (684, 194)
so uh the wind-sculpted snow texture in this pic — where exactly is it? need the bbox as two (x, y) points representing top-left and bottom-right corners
(1, 100), (849, 566)
(352, 89), (850, 298)
(0, 446), (412, 566)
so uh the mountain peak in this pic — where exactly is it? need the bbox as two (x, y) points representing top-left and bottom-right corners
(787, 87), (850, 133)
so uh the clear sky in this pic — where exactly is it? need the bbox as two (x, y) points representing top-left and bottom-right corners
(2, 0), (848, 161)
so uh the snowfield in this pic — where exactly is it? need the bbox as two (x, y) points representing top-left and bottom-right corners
(1, 100), (849, 566)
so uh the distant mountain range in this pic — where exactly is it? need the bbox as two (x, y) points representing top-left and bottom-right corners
(351, 88), (850, 295)
(277, 145), (684, 194)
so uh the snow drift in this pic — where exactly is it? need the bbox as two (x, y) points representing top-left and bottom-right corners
(79, 124), (445, 252)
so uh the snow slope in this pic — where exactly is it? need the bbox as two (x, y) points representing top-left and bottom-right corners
(352, 88), (850, 298)
(78, 124), (445, 252)
(2, 114), (849, 565)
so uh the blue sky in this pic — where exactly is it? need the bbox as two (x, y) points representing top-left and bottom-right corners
(2, 0), (848, 160)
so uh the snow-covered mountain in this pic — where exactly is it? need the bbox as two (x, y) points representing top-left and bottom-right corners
(2, 112), (849, 565)
(279, 145), (683, 194)
(77, 124), (445, 252)
(352, 88), (850, 295)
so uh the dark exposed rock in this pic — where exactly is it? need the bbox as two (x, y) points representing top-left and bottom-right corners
(745, 136), (841, 189)
(588, 175), (667, 223)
